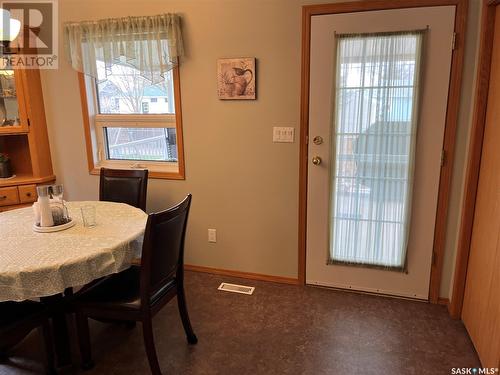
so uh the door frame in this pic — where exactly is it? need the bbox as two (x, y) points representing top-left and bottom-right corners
(449, 0), (500, 318)
(298, 0), (469, 304)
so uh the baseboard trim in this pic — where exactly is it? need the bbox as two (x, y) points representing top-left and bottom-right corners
(438, 297), (450, 307)
(184, 264), (300, 286)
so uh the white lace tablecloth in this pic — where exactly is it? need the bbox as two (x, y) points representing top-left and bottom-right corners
(0, 201), (148, 302)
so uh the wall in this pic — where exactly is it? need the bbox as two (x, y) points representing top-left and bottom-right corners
(41, 0), (480, 297)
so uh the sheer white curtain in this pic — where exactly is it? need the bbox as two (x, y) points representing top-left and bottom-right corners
(64, 14), (183, 84)
(330, 31), (425, 269)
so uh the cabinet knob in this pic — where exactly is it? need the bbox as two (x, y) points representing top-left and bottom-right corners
(0, 195), (6, 200)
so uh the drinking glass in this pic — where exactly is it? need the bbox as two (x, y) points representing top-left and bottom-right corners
(81, 205), (96, 228)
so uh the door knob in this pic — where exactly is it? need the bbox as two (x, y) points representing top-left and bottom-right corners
(312, 156), (322, 165)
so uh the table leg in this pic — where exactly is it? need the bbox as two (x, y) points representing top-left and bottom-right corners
(41, 292), (72, 368)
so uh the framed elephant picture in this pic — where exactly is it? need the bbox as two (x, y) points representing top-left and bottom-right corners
(217, 57), (256, 100)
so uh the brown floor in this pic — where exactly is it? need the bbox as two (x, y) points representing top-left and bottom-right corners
(1, 271), (480, 375)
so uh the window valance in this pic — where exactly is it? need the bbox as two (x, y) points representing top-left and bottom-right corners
(64, 13), (184, 83)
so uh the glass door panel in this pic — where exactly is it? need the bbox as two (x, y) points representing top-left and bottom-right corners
(0, 70), (28, 134)
(330, 32), (423, 270)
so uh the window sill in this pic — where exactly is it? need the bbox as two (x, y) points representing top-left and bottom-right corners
(89, 167), (185, 180)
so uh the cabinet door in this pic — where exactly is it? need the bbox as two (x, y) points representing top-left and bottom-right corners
(0, 69), (29, 134)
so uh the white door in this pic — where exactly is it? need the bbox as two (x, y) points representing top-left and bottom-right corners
(306, 6), (455, 299)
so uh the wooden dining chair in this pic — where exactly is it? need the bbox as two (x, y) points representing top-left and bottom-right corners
(74, 194), (197, 374)
(0, 301), (56, 374)
(99, 168), (148, 211)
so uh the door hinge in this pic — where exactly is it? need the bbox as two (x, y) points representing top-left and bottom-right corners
(440, 149), (446, 167)
(305, 135), (309, 145)
(452, 32), (457, 50)
(27, 118), (30, 127)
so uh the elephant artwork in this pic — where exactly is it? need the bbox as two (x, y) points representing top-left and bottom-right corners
(217, 57), (256, 100)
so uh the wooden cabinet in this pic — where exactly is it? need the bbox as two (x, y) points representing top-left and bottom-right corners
(18, 184), (37, 203)
(0, 69), (55, 211)
(0, 186), (19, 207)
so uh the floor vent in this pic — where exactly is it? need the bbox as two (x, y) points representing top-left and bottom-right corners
(218, 282), (255, 295)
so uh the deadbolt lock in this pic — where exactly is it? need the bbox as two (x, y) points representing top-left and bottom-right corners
(313, 136), (323, 145)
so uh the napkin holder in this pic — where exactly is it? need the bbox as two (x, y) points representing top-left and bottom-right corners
(33, 185), (72, 229)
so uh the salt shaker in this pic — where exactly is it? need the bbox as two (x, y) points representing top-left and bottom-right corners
(36, 185), (54, 227)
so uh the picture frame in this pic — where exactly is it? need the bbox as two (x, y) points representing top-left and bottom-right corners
(217, 57), (256, 100)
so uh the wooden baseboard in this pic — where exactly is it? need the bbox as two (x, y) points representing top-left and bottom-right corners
(438, 297), (450, 307)
(184, 264), (300, 286)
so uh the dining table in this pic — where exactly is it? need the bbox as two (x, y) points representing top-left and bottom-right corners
(0, 201), (148, 367)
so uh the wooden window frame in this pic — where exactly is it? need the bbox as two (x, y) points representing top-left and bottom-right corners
(299, 0), (469, 305)
(78, 67), (185, 180)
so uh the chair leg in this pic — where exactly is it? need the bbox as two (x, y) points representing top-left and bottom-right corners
(141, 318), (161, 375)
(177, 284), (198, 345)
(75, 312), (94, 370)
(39, 321), (56, 375)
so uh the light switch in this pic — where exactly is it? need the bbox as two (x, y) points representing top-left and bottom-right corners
(208, 229), (217, 243)
(273, 127), (281, 142)
(273, 127), (294, 143)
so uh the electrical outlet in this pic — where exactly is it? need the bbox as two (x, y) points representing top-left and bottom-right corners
(208, 229), (217, 243)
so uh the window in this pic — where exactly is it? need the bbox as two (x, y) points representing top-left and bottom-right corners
(105, 127), (177, 161)
(66, 13), (185, 180)
(330, 31), (424, 269)
(79, 63), (184, 179)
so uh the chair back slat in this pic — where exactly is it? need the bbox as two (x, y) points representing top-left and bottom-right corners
(99, 168), (148, 211)
(140, 195), (192, 300)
